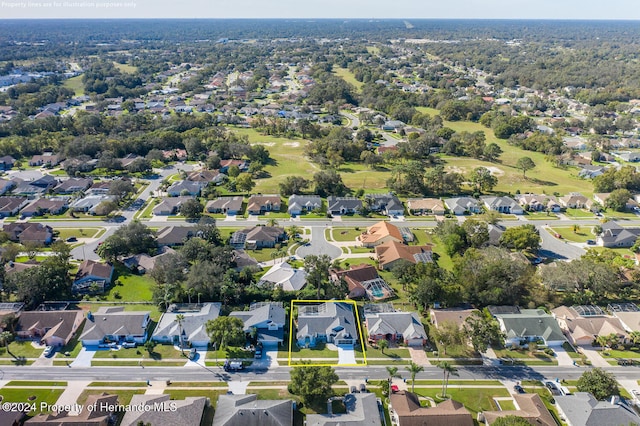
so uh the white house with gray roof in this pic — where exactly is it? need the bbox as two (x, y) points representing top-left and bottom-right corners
(444, 197), (481, 215)
(555, 393), (640, 426)
(480, 196), (524, 215)
(307, 393), (381, 426)
(151, 303), (221, 348)
(494, 308), (566, 347)
(296, 302), (358, 348)
(365, 310), (427, 347)
(230, 302), (286, 347)
(327, 196), (363, 216)
(287, 194), (322, 216)
(597, 221), (640, 248)
(80, 306), (150, 346)
(257, 262), (307, 291)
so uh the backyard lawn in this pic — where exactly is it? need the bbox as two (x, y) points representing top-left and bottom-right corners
(104, 265), (154, 302)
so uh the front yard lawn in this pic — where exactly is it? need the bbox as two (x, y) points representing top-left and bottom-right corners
(601, 348), (640, 359)
(93, 343), (183, 360)
(0, 341), (46, 359)
(549, 226), (593, 242)
(0, 388), (64, 414)
(331, 227), (363, 242)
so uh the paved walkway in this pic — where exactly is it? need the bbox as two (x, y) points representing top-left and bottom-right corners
(54, 380), (91, 415)
(580, 347), (611, 367)
(408, 347), (431, 366)
(184, 350), (207, 367)
(227, 381), (249, 395)
(145, 381), (167, 395)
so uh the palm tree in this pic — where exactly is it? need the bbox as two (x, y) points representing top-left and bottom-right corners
(630, 331), (640, 347)
(175, 314), (186, 355)
(266, 218), (278, 227)
(0, 331), (13, 356)
(378, 339), (389, 354)
(187, 288), (195, 305)
(437, 361), (459, 398)
(286, 225), (302, 241)
(405, 361), (424, 393)
(386, 366), (401, 388)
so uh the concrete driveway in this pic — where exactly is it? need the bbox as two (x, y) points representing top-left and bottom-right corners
(70, 347), (98, 367)
(337, 345), (357, 365)
(553, 345), (576, 367)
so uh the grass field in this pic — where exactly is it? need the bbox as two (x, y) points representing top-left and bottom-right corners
(62, 74), (84, 96)
(55, 227), (103, 240)
(413, 387), (510, 415)
(0, 341), (46, 359)
(333, 66), (364, 92)
(113, 62), (138, 73)
(331, 227), (363, 242)
(416, 106), (441, 116)
(549, 226), (594, 243)
(0, 388), (65, 414)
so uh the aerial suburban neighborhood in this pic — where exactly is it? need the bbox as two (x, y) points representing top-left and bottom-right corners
(2, 15), (640, 426)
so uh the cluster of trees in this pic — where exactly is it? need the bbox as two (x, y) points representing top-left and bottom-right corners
(82, 60), (145, 98)
(507, 132), (565, 156)
(387, 163), (464, 196)
(480, 111), (533, 139)
(304, 127), (366, 168)
(593, 166), (640, 193)
(1, 77), (75, 115)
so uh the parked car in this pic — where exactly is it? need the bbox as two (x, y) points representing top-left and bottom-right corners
(514, 384), (526, 394)
(359, 383), (368, 393)
(122, 342), (136, 349)
(586, 239), (596, 245)
(43, 346), (55, 357)
(254, 349), (262, 359)
(350, 385), (359, 394)
(545, 381), (561, 396)
(188, 347), (197, 360)
(66, 236), (77, 242)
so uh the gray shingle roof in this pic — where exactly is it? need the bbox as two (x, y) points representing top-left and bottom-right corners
(80, 306), (149, 341)
(496, 309), (566, 343)
(297, 302), (358, 343)
(120, 394), (207, 426)
(555, 393), (640, 426)
(152, 303), (221, 344)
(213, 394), (293, 426)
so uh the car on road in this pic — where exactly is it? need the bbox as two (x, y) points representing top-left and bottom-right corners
(223, 360), (243, 372)
(514, 384), (525, 394)
(43, 346), (55, 357)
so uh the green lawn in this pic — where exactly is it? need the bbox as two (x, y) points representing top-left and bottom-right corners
(356, 346), (410, 360)
(413, 387), (509, 415)
(549, 226), (594, 243)
(87, 381), (147, 387)
(0, 341), (46, 359)
(410, 380), (503, 386)
(563, 208), (596, 218)
(602, 348), (640, 359)
(62, 74), (84, 96)
(105, 265), (154, 302)
(113, 62), (138, 73)
(497, 399), (517, 411)
(247, 245), (291, 262)
(5, 381), (67, 387)
(284, 342), (340, 359)
(423, 232), (454, 271)
(0, 388), (64, 414)
(93, 343), (183, 359)
(524, 211), (559, 220)
(333, 66), (364, 92)
(163, 389), (226, 402)
(331, 227), (363, 242)
(415, 107), (441, 116)
(55, 227), (103, 240)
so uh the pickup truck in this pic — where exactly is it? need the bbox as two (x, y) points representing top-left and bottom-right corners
(224, 360), (243, 371)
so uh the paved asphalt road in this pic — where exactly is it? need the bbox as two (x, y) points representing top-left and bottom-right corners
(0, 364), (636, 384)
(295, 225), (343, 259)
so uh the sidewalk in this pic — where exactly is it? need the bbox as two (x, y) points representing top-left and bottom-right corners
(54, 380), (91, 415)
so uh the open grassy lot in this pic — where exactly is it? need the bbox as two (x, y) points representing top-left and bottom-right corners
(423, 231), (454, 271)
(331, 227), (363, 242)
(549, 226), (594, 243)
(0, 388), (65, 414)
(113, 62), (138, 73)
(338, 162), (392, 193)
(333, 66), (364, 92)
(104, 265), (154, 301)
(55, 227), (104, 240)
(62, 74), (84, 96)
(415, 106), (441, 116)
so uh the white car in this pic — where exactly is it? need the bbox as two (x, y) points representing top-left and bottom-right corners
(43, 346), (55, 357)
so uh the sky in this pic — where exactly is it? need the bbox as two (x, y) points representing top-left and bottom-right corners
(0, 0), (638, 20)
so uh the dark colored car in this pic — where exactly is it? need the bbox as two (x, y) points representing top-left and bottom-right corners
(545, 381), (561, 396)
(350, 385), (359, 394)
(359, 383), (367, 393)
(514, 384), (526, 394)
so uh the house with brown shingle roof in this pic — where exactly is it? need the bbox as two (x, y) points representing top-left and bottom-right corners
(27, 393), (118, 425)
(480, 393), (556, 426)
(330, 264), (394, 300)
(187, 169), (226, 185)
(358, 221), (404, 248)
(21, 198), (67, 217)
(3, 222), (54, 244)
(246, 194), (281, 215)
(389, 391), (474, 426)
(72, 260), (114, 294)
(375, 240), (433, 270)
(406, 198), (445, 216)
(15, 310), (84, 347)
(552, 305), (628, 346)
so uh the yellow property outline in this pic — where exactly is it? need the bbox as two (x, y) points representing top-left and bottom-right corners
(288, 299), (367, 367)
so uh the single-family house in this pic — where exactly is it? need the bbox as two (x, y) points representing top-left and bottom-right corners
(80, 306), (150, 346)
(0, 155), (16, 170)
(611, 308), (640, 334)
(430, 308), (477, 329)
(230, 302), (286, 347)
(579, 165), (606, 179)
(152, 303), (221, 348)
(559, 192), (590, 209)
(358, 221), (404, 248)
(330, 264), (394, 300)
(327, 196), (363, 216)
(480, 393), (556, 426)
(166, 180), (202, 196)
(480, 196), (524, 215)
(72, 260), (114, 294)
(29, 152), (62, 167)
(213, 394), (293, 426)
(516, 194), (561, 212)
(0, 196), (29, 217)
(296, 302), (358, 348)
(26, 393), (118, 426)
(406, 198), (445, 216)
(152, 196), (194, 216)
(15, 310), (84, 347)
(156, 226), (195, 246)
(231, 226), (287, 249)
(389, 391), (474, 426)
(0, 179), (15, 195)
(187, 169), (226, 185)
(444, 197), (481, 215)
(54, 177), (93, 194)
(70, 194), (117, 214)
(219, 159), (249, 173)
(382, 120), (405, 131)
(555, 393), (640, 426)
(288, 194), (322, 216)
(119, 153), (142, 168)
(375, 240), (433, 271)
(257, 262), (307, 292)
(120, 395), (208, 426)
(366, 310), (427, 347)
(246, 194), (281, 215)
(123, 246), (176, 274)
(365, 193), (404, 216)
(3, 222), (54, 245)
(205, 196), (244, 215)
(307, 393), (381, 426)
(494, 308), (566, 347)
(552, 305), (628, 346)
(20, 198), (67, 217)
(596, 221), (640, 248)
